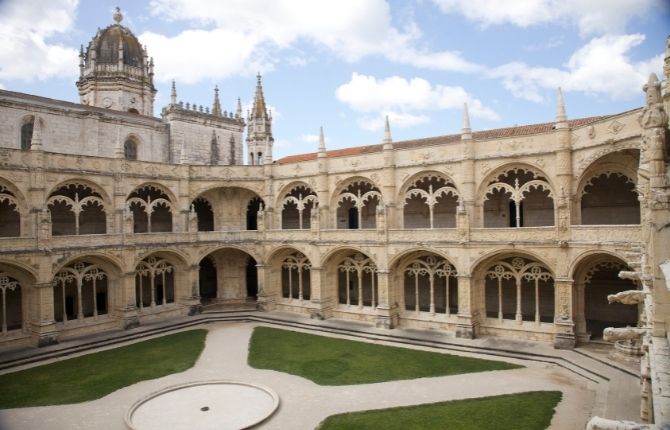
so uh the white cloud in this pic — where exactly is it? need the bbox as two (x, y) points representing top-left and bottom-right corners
(0, 0), (79, 82)
(431, 0), (661, 37)
(489, 34), (663, 102)
(336, 72), (499, 131)
(143, 0), (479, 83)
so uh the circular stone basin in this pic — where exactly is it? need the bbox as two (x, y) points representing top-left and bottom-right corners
(126, 381), (279, 430)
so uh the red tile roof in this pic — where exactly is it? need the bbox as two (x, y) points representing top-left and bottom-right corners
(275, 115), (615, 165)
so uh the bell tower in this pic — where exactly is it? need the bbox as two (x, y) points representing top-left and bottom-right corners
(246, 74), (274, 165)
(76, 7), (156, 115)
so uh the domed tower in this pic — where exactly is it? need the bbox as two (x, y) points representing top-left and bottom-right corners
(76, 7), (156, 115)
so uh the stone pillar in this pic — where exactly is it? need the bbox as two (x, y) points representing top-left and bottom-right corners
(573, 281), (589, 343)
(177, 265), (201, 315)
(308, 267), (333, 320)
(375, 270), (398, 329)
(381, 141), (397, 229)
(455, 275), (478, 339)
(256, 263), (276, 312)
(115, 271), (139, 330)
(29, 281), (59, 347)
(553, 278), (576, 349)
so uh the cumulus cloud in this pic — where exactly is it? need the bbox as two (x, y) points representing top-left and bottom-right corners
(489, 34), (663, 102)
(431, 0), (661, 37)
(142, 0), (479, 83)
(336, 73), (499, 131)
(0, 0), (79, 82)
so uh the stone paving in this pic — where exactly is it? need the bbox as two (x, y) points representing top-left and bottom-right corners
(0, 322), (637, 429)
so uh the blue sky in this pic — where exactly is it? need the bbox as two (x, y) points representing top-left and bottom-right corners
(0, 0), (668, 159)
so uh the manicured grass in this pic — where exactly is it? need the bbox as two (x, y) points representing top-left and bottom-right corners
(248, 327), (520, 385)
(317, 391), (562, 430)
(0, 329), (207, 408)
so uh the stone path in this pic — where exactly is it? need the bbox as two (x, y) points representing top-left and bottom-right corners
(0, 322), (627, 429)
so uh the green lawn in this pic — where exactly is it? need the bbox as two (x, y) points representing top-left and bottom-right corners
(248, 326), (520, 385)
(0, 329), (207, 408)
(317, 391), (562, 430)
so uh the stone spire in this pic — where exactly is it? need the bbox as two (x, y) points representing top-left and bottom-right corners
(318, 126), (326, 152)
(251, 73), (268, 120)
(31, 115), (43, 150)
(212, 86), (222, 116)
(170, 80), (177, 105)
(113, 6), (123, 24)
(461, 102), (472, 140)
(236, 97), (242, 119)
(78, 45), (85, 77)
(383, 115), (392, 145)
(555, 87), (568, 128)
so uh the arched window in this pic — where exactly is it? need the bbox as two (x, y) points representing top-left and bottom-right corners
(47, 184), (106, 236)
(403, 255), (458, 315)
(124, 139), (138, 160)
(53, 262), (109, 322)
(281, 185), (317, 229)
(127, 185), (173, 233)
(20, 120), (34, 150)
(135, 257), (175, 310)
(337, 253), (377, 308)
(336, 181), (382, 229)
(281, 252), (311, 300)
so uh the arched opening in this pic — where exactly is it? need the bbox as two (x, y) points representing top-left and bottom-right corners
(402, 175), (459, 229)
(336, 181), (381, 229)
(198, 256), (217, 303)
(573, 258), (639, 341)
(246, 257), (258, 299)
(483, 169), (554, 228)
(127, 185), (173, 233)
(192, 197), (214, 231)
(0, 186), (21, 237)
(281, 185), (317, 229)
(483, 256), (554, 323)
(135, 256), (175, 310)
(47, 183), (106, 236)
(281, 252), (311, 300)
(20, 118), (34, 150)
(0, 272), (22, 334)
(128, 108), (139, 114)
(54, 262), (109, 322)
(336, 252), (378, 308)
(124, 139), (138, 160)
(580, 173), (639, 225)
(401, 254), (458, 315)
(246, 197), (263, 230)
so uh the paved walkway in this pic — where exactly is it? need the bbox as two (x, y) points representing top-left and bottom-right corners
(0, 322), (633, 429)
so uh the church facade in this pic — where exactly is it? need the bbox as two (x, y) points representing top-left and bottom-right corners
(0, 9), (669, 425)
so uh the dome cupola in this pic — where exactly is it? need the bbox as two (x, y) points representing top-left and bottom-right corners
(76, 7), (156, 115)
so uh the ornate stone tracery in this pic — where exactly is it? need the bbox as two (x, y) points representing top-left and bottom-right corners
(336, 181), (382, 230)
(0, 273), (20, 334)
(337, 253), (377, 308)
(281, 185), (317, 230)
(135, 257), (174, 309)
(403, 255), (457, 315)
(53, 262), (108, 322)
(281, 252), (311, 300)
(48, 183), (106, 235)
(127, 185), (173, 233)
(402, 175), (460, 229)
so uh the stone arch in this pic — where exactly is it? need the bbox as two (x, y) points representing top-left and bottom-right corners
(0, 178), (28, 237)
(279, 182), (317, 230)
(133, 250), (189, 312)
(47, 181), (109, 236)
(127, 183), (175, 233)
(478, 164), (555, 228)
(52, 254), (122, 324)
(0, 261), (37, 336)
(322, 248), (378, 310)
(398, 171), (461, 229)
(332, 177), (383, 230)
(576, 150), (640, 225)
(267, 246), (313, 302)
(191, 197), (214, 231)
(570, 251), (638, 341)
(472, 250), (555, 325)
(390, 249), (459, 317)
(197, 246), (260, 305)
(194, 186), (263, 231)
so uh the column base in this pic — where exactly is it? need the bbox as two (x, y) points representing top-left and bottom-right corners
(30, 320), (59, 347)
(375, 304), (399, 329)
(123, 315), (140, 330)
(187, 304), (203, 316)
(554, 320), (576, 349)
(456, 323), (477, 339)
(256, 295), (276, 312)
(308, 298), (333, 320)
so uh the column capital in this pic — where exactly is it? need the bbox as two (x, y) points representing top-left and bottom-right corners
(34, 281), (56, 289)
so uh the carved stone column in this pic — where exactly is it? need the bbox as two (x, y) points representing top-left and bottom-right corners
(114, 272), (139, 329)
(375, 270), (398, 329)
(572, 281), (589, 343)
(29, 281), (59, 347)
(256, 263), (276, 312)
(455, 275), (478, 339)
(307, 267), (333, 320)
(553, 278), (576, 349)
(176, 264), (201, 315)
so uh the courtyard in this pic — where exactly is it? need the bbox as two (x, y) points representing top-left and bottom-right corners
(0, 314), (640, 429)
